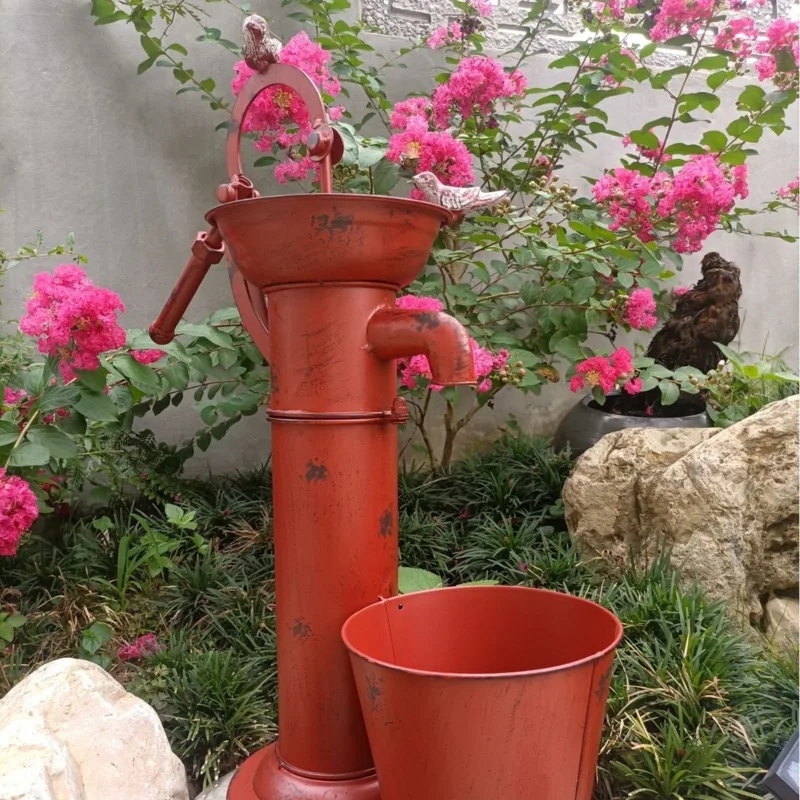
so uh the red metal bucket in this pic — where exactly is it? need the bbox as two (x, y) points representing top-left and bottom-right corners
(342, 585), (622, 800)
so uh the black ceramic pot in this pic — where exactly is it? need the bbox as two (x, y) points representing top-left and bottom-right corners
(553, 395), (711, 457)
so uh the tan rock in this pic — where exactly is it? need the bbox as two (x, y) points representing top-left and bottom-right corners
(0, 658), (188, 800)
(564, 397), (799, 624)
(765, 596), (799, 650)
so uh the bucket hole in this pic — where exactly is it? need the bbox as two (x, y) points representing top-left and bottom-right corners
(397, 604), (404, 610)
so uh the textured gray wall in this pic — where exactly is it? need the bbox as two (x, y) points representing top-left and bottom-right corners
(1, 0), (797, 472)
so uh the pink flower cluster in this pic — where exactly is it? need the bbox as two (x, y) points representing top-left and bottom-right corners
(594, 0), (638, 22)
(673, 286), (690, 297)
(715, 17), (759, 60)
(2, 388), (26, 410)
(395, 295), (508, 393)
(20, 265), (126, 382)
(755, 19), (799, 88)
(625, 288), (658, 330)
(650, 0), (715, 42)
(593, 156), (749, 253)
(569, 348), (641, 395)
(777, 175), (799, 208)
(231, 32), (344, 183)
(432, 56), (526, 128)
(428, 22), (466, 49)
(0, 468), (39, 557)
(131, 349), (165, 365)
(118, 633), (162, 662)
(656, 155), (748, 253)
(592, 167), (663, 241)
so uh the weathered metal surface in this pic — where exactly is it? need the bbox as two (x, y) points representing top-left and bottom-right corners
(342, 585), (623, 800)
(146, 59), (477, 800)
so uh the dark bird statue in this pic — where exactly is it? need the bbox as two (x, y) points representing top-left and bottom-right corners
(242, 15), (282, 72)
(645, 252), (742, 374)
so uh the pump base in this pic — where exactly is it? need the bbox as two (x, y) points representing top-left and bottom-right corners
(227, 744), (381, 800)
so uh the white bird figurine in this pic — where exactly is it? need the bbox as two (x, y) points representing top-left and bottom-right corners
(242, 15), (282, 72)
(412, 172), (508, 213)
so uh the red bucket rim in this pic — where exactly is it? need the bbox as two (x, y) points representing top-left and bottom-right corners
(206, 192), (456, 226)
(341, 585), (623, 680)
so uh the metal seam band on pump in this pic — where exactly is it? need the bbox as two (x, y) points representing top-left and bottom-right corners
(267, 407), (409, 425)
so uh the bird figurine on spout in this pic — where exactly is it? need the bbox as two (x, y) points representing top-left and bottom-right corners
(412, 172), (509, 214)
(242, 14), (282, 72)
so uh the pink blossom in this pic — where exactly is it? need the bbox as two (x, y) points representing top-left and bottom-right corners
(0, 468), (39, 557)
(131, 349), (164, 365)
(3, 388), (26, 408)
(756, 19), (799, 88)
(389, 97), (433, 131)
(777, 176), (799, 199)
(624, 377), (644, 395)
(650, 0), (715, 42)
(492, 349), (510, 370)
(118, 633), (162, 662)
(656, 156), (748, 253)
(715, 17), (759, 59)
(396, 295), (445, 312)
(428, 22), (465, 49)
(673, 286), (690, 296)
(389, 126), (475, 189)
(274, 156), (319, 184)
(469, 0), (494, 16)
(594, 0), (638, 18)
(624, 288), (658, 330)
(570, 347), (635, 394)
(432, 56), (526, 128)
(592, 168), (665, 242)
(20, 265), (126, 382)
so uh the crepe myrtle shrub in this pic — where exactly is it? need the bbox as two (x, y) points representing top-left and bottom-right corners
(89, 0), (798, 468)
(0, 232), (270, 555)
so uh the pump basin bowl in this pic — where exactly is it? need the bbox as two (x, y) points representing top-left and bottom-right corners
(207, 194), (453, 289)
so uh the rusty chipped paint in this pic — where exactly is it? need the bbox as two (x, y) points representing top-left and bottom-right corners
(305, 460), (329, 483)
(411, 311), (442, 332)
(378, 509), (393, 538)
(292, 619), (313, 641)
(311, 211), (355, 239)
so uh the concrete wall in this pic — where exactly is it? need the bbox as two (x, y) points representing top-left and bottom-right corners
(1, 0), (797, 472)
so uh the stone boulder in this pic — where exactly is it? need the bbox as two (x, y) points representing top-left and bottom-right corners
(0, 658), (189, 800)
(564, 396), (799, 626)
(765, 596), (799, 650)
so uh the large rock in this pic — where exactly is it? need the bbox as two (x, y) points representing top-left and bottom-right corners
(564, 397), (799, 625)
(765, 596), (799, 650)
(196, 772), (235, 800)
(0, 658), (189, 800)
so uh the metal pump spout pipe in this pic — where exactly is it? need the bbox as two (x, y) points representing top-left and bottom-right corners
(366, 307), (476, 386)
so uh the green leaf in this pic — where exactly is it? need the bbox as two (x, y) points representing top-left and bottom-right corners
(658, 380), (680, 405)
(357, 144), (387, 170)
(460, 579), (500, 586)
(9, 443), (51, 467)
(112, 355), (161, 395)
(90, 0), (117, 18)
(639, 42), (657, 59)
(76, 368), (109, 394)
(0, 420), (20, 446)
(0, 623), (14, 642)
(629, 130), (660, 150)
(139, 35), (161, 59)
(695, 55), (729, 71)
(333, 124), (359, 167)
(372, 159), (400, 195)
(6, 614), (26, 628)
(737, 84), (766, 111)
(398, 566), (443, 594)
(700, 130), (727, 152)
(26, 426), (79, 460)
(81, 622), (113, 655)
(75, 391), (119, 422)
(720, 149), (747, 165)
(707, 70), (735, 90)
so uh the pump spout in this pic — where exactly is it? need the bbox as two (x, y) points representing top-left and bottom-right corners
(366, 307), (476, 386)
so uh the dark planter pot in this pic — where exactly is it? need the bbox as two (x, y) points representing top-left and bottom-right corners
(553, 395), (711, 457)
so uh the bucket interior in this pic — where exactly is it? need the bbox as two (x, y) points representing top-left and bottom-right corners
(343, 586), (622, 676)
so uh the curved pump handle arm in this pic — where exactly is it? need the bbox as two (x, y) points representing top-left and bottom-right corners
(149, 64), (341, 345)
